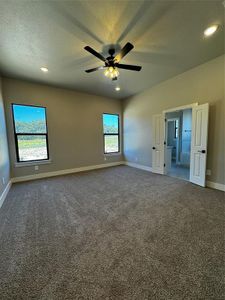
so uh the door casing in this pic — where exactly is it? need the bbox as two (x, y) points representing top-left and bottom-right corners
(162, 103), (198, 176)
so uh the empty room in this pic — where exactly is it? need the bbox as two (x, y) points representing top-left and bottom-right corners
(0, 0), (224, 299)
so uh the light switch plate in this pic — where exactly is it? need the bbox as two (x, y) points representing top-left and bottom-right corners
(206, 169), (211, 176)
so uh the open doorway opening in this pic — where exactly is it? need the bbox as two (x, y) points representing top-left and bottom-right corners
(165, 108), (192, 181)
(152, 103), (209, 187)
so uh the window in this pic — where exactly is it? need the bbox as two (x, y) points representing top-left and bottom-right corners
(103, 113), (120, 154)
(12, 104), (49, 162)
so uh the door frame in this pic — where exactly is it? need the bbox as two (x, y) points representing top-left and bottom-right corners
(162, 103), (198, 176)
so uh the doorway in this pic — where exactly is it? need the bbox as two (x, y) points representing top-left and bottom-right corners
(165, 109), (192, 181)
(151, 103), (209, 187)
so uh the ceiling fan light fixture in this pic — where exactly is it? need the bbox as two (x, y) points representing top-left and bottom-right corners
(108, 66), (114, 73)
(104, 69), (109, 76)
(104, 67), (119, 79)
(114, 68), (119, 77)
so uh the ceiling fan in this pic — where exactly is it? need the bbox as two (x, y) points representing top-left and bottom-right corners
(84, 42), (142, 80)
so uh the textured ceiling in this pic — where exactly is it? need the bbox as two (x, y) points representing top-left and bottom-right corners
(0, 0), (224, 99)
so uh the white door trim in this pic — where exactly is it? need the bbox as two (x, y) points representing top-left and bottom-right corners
(163, 102), (198, 114)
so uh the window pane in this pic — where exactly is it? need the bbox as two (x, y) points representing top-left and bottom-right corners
(104, 135), (119, 153)
(17, 135), (48, 161)
(103, 114), (119, 134)
(13, 104), (47, 133)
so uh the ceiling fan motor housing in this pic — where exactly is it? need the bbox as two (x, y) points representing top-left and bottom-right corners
(108, 48), (115, 57)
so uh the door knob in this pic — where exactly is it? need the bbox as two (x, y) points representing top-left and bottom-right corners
(198, 150), (206, 153)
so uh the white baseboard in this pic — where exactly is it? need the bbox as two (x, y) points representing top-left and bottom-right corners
(206, 181), (225, 192)
(125, 161), (153, 172)
(0, 180), (12, 208)
(11, 161), (125, 183)
(125, 161), (224, 192)
(8, 161), (225, 193)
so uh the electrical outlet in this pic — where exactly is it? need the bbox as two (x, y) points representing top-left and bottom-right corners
(206, 169), (211, 176)
(2, 177), (5, 185)
(34, 165), (39, 171)
(104, 157), (107, 161)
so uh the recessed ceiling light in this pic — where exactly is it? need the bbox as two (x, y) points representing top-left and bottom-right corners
(115, 87), (120, 91)
(40, 67), (48, 72)
(204, 25), (218, 37)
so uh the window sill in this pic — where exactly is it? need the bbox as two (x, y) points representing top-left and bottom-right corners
(104, 152), (121, 156)
(15, 159), (52, 168)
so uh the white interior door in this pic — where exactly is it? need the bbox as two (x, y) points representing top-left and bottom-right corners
(152, 114), (164, 174)
(190, 103), (209, 187)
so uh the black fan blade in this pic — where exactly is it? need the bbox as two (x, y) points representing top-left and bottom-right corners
(85, 66), (105, 73)
(115, 42), (134, 62)
(116, 63), (142, 71)
(84, 46), (106, 62)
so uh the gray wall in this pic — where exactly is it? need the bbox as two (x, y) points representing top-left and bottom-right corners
(0, 77), (10, 197)
(123, 55), (225, 185)
(2, 78), (123, 178)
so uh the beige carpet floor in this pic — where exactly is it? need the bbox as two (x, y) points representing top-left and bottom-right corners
(0, 166), (224, 299)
